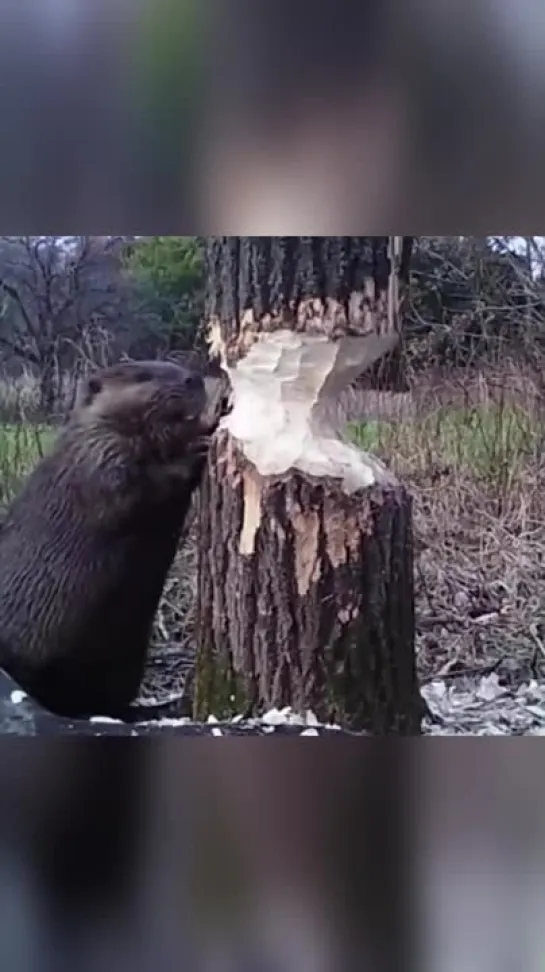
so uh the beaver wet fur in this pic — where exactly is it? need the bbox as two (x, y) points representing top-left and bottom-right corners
(0, 359), (226, 722)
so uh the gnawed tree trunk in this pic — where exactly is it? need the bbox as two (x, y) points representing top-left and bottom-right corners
(195, 237), (422, 734)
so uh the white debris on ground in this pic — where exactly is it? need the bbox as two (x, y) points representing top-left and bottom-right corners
(89, 715), (126, 725)
(12, 676), (545, 734)
(244, 688), (545, 734)
(137, 691), (186, 708)
(422, 673), (545, 735)
(204, 707), (342, 735)
(197, 690), (545, 735)
(10, 690), (27, 705)
(88, 706), (341, 733)
(261, 706), (320, 727)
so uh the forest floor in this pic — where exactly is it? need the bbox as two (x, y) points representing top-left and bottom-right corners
(351, 365), (545, 700)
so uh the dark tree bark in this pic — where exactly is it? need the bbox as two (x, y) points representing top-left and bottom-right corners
(205, 236), (411, 391)
(195, 236), (422, 734)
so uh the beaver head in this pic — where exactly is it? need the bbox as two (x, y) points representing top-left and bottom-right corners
(72, 359), (227, 463)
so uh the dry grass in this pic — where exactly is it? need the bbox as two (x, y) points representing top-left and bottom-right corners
(350, 360), (545, 686)
(0, 423), (53, 507)
(0, 370), (80, 505)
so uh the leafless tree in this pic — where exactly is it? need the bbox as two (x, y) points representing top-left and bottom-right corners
(0, 236), (133, 415)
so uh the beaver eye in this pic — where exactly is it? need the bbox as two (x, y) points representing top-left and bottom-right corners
(185, 372), (203, 391)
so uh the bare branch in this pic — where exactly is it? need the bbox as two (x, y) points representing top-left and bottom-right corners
(0, 279), (40, 341)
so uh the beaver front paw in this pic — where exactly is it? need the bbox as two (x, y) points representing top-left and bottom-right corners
(185, 434), (213, 461)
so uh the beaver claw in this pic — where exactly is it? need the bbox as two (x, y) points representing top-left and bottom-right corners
(186, 434), (213, 460)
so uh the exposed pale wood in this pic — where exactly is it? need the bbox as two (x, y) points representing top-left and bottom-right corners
(195, 236), (421, 734)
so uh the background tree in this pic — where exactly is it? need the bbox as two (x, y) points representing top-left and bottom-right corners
(194, 236), (422, 734)
(406, 236), (545, 371)
(0, 236), (137, 415)
(0, 235), (208, 419)
(124, 236), (204, 352)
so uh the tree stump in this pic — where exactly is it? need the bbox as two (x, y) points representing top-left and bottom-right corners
(195, 237), (422, 734)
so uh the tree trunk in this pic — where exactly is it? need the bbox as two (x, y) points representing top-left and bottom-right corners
(195, 236), (422, 734)
(38, 353), (59, 420)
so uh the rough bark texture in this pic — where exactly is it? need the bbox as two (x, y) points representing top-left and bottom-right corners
(196, 431), (420, 733)
(196, 236), (421, 734)
(206, 236), (412, 391)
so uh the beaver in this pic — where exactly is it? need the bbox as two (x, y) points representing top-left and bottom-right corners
(0, 359), (227, 722)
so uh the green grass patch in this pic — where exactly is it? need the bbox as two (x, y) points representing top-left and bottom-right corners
(349, 404), (543, 480)
(0, 422), (55, 504)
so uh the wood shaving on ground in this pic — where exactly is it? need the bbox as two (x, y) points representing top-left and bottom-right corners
(422, 673), (545, 735)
